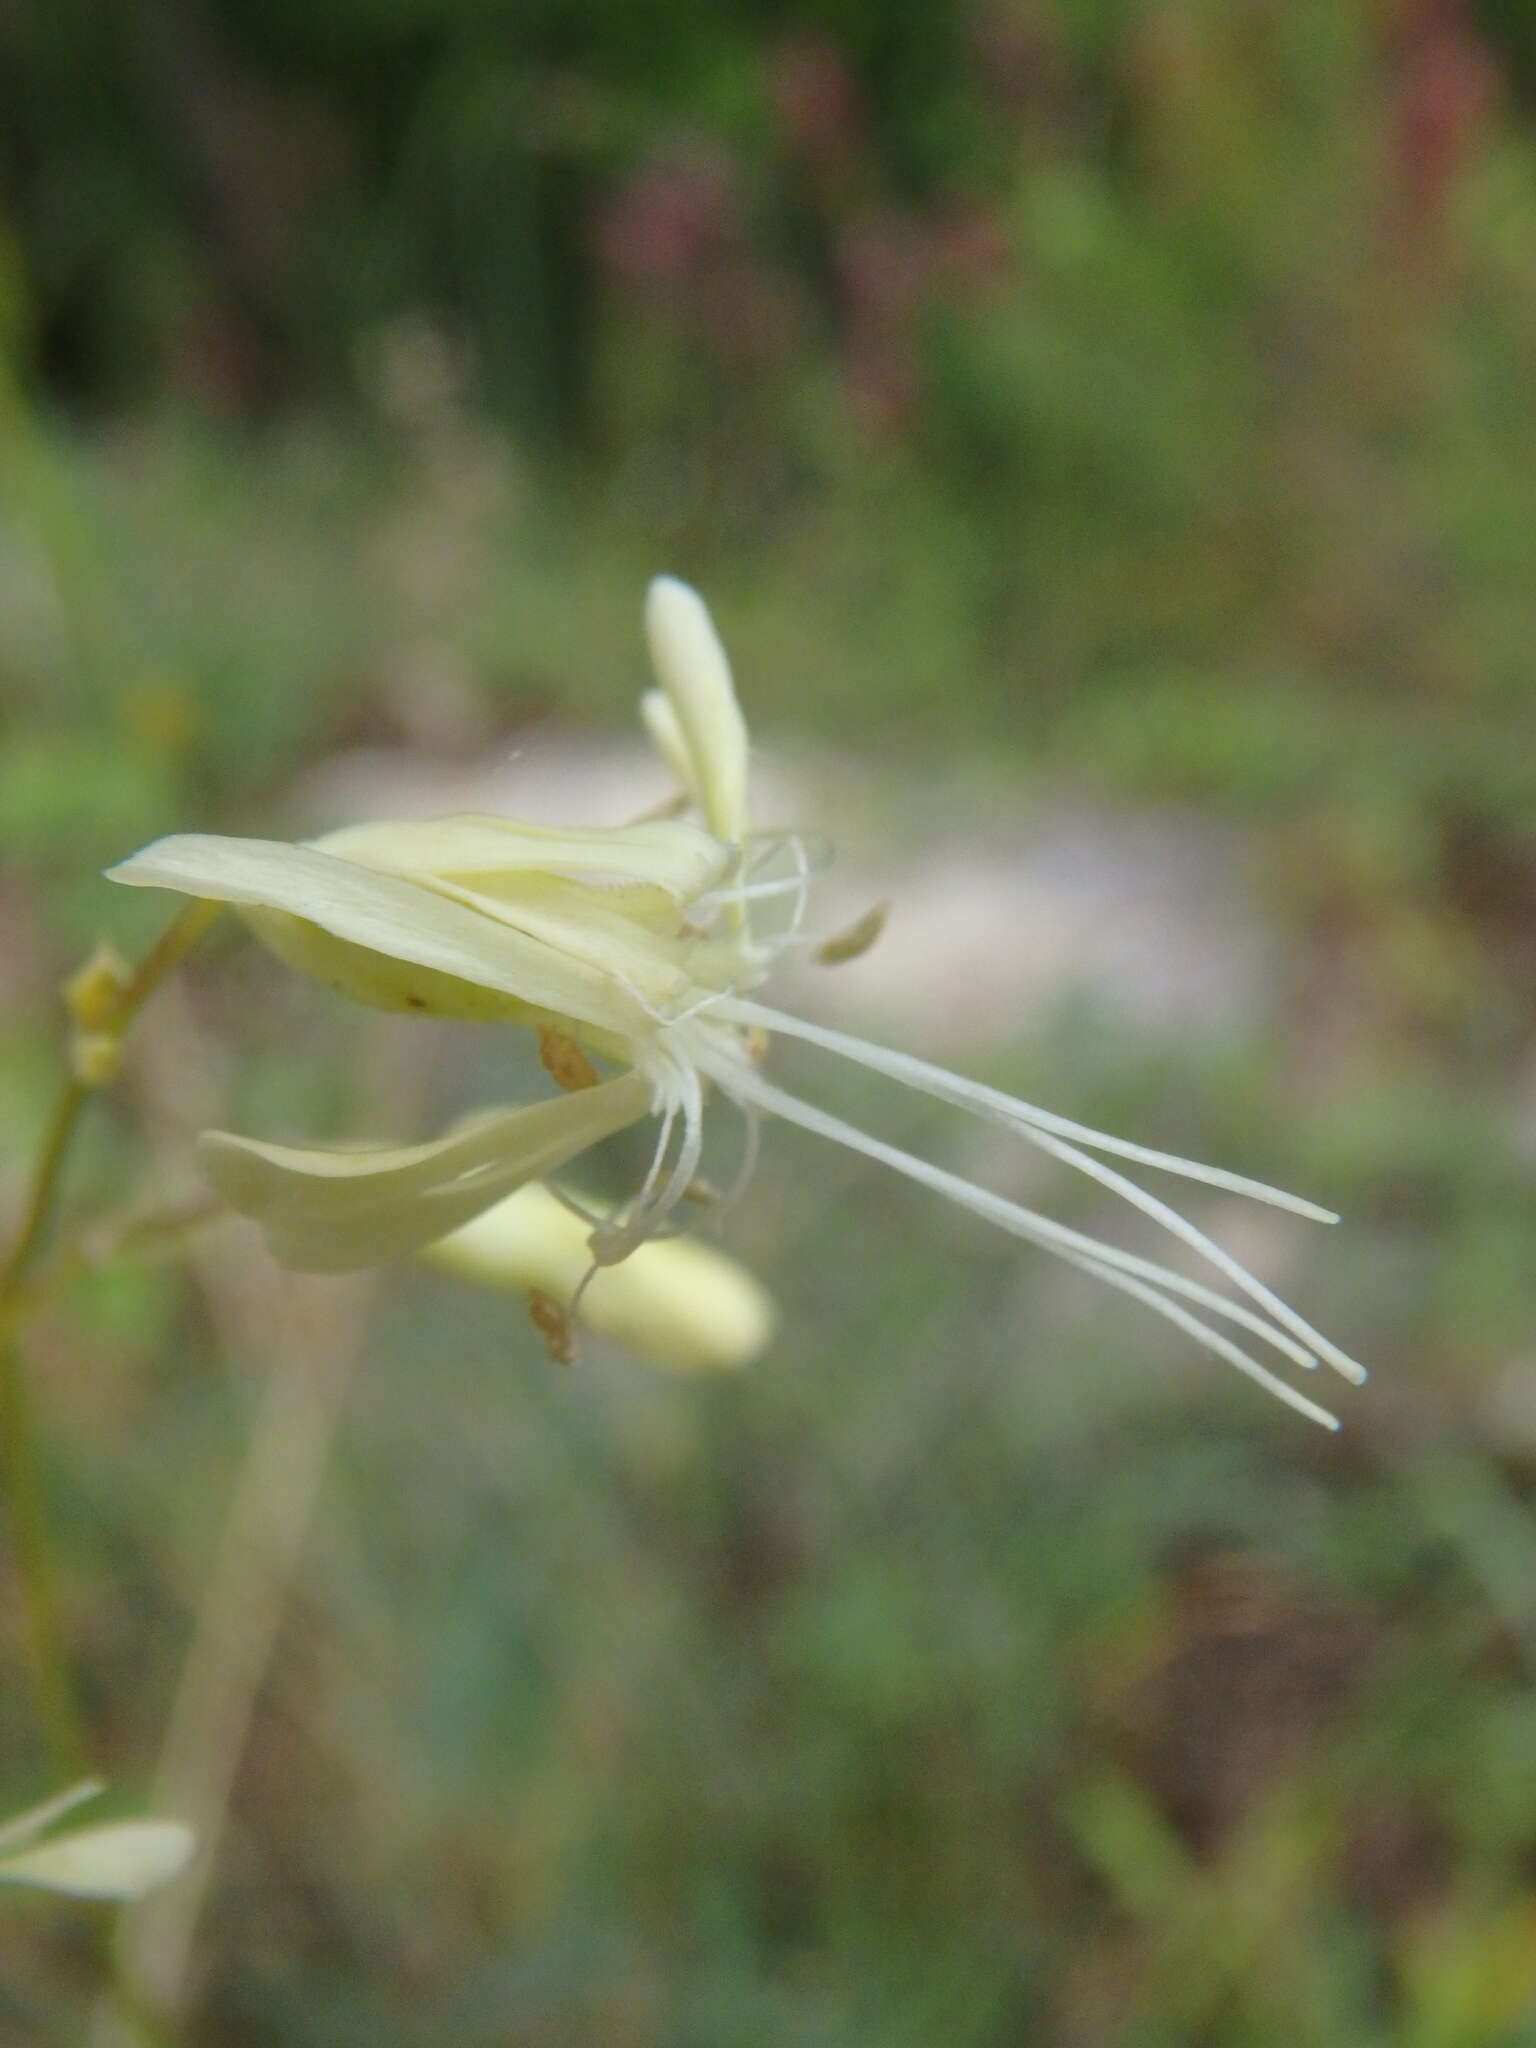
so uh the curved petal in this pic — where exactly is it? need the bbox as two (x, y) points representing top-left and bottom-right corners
(198, 1074), (652, 1272)
(411, 874), (705, 1008)
(317, 815), (730, 904)
(644, 577), (749, 845)
(107, 836), (667, 1037)
(640, 689), (695, 795)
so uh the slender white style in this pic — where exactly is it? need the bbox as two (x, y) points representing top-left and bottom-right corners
(109, 577), (1363, 1422)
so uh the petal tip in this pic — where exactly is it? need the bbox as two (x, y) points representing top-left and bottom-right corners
(646, 572), (703, 615)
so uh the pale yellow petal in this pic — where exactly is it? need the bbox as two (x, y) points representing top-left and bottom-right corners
(317, 815), (729, 904)
(107, 836), (660, 1037)
(643, 577), (750, 845)
(198, 1074), (652, 1272)
(235, 905), (549, 1025)
(422, 1181), (775, 1372)
(639, 689), (695, 793)
(416, 874), (708, 1011)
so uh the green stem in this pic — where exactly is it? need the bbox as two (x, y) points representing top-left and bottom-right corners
(0, 1078), (89, 1310)
(0, 1322), (87, 1780)
(0, 1076), (92, 1781)
(0, 900), (220, 1779)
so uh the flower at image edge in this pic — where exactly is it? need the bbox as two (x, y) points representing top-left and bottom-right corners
(0, 1782), (193, 1902)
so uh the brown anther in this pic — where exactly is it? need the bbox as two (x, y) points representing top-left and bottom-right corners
(815, 901), (889, 967)
(682, 1178), (722, 1206)
(538, 1025), (600, 1092)
(528, 1288), (577, 1367)
(743, 1025), (771, 1066)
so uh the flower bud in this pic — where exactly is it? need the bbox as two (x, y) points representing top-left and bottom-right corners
(422, 1182), (775, 1373)
(63, 942), (131, 1032)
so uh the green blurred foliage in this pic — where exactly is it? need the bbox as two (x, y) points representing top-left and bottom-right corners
(3, 0), (1536, 2042)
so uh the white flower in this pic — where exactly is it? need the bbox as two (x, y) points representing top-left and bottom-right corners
(0, 1782), (194, 1902)
(109, 577), (1364, 1425)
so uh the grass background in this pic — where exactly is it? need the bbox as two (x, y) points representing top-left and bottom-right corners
(4, 1), (1536, 2039)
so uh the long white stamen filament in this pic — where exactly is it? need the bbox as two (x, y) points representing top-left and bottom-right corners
(589, 1097), (674, 1252)
(718, 1053), (1324, 1377)
(614, 1059), (705, 1255)
(692, 1047), (1341, 1426)
(720, 1101), (763, 1220)
(978, 1115), (1364, 1382)
(782, 831), (812, 948)
(633, 1100), (678, 1214)
(715, 1035), (1324, 1368)
(745, 830), (831, 876)
(1066, 1244), (1323, 1370)
(589, 1073), (692, 1261)
(696, 870), (815, 911)
(1048, 1242), (1340, 1429)
(666, 1061), (706, 1220)
(717, 998), (1364, 1386)
(718, 1000), (1337, 1223)
(695, 834), (820, 955)
(686, 1031), (1322, 1367)
(661, 1097), (765, 1244)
